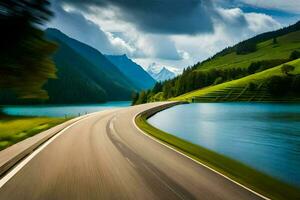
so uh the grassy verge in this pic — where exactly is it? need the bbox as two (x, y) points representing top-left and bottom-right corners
(0, 115), (68, 150)
(136, 113), (300, 200)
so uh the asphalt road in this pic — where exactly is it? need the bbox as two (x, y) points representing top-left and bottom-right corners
(0, 102), (264, 200)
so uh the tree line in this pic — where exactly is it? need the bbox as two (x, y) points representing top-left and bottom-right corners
(133, 50), (300, 105)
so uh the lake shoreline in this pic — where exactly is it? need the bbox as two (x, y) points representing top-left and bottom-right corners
(148, 102), (300, 187)
(0, 101), (131, 107)
(136, 102), (300, 200)
(2, 101), (131, 117)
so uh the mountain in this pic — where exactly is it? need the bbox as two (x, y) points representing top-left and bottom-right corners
(147, 63), (162, 75)
(153, 67), (176, 82)
(105, 54), (156, 90)
(0, 28), (135, 104)
(44, 28), (136, 103)
(44, 38), (133, 103)
(134, 20), (300, 104)
(46, 28), (137, 91)
(147, 63), (176, 82)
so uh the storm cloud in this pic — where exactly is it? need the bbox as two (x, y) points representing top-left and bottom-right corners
(55, 0), (216, 35)
(49, 0), (286, 70)
(49, 1), (185, 60)
(49, 3), (124, 55)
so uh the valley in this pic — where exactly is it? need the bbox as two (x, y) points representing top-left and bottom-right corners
(1, 1), (299, 199)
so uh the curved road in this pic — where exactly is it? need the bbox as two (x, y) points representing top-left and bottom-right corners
(0, 102), (263, 200)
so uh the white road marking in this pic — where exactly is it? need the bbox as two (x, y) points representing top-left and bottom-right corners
(143, 164), (185, 200)
(0, 115), (94, 188)
(133, 110), (271, 200)
(126, 158), (136, 168)
(109, 120), (114, 131)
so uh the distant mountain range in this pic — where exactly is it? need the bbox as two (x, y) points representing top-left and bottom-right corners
(105, 54), (155, 90)
(0, 28), (154, 104)
(147, 63), (176, 82)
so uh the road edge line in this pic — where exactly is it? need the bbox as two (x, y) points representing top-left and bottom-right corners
(132, 103), (271, 200)
(0, 113), (95, 188)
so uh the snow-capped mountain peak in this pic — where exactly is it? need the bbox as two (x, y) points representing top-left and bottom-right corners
(147, 63), (176, 82)
(147, 63), (162, 74)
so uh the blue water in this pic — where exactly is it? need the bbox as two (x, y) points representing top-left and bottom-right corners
(148, 103), (300, 187)
(3, 101), (131, 117)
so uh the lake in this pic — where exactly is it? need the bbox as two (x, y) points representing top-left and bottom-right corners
(148, 103), (300, 187)
(3, 101), (131, 117)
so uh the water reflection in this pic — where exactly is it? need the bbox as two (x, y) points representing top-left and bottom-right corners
(148, 103), (300, 187)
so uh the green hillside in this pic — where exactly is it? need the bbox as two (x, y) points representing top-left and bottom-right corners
(173, 59), (300, 102)
(44, 39), (133, 103)
(0, 29), (134, 104)
(133, 21), (300, 104)
(198, 31), (300, 71)
(45, 29), (138, 91)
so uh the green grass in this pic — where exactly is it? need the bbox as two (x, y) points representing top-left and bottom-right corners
(197, 31), (300, 71)
(172, 59), (300, 102)
(136, 113), (300, 200)
(0, 115), (68, 150)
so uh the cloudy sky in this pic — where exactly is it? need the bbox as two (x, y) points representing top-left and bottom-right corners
(48, 0), (300, 72)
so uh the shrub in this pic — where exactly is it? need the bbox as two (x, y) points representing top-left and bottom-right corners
(247, 59), (288, 74)
(213, 77), (223, 85)
(266, 76), (293, 96)
(248, 62), (261, 74)
(236, 42), (257, 55)
(289, 50), (300, 61)
(291, 75), (300, 95)
(248, 82), (257, 91)
(281, 64), (295, 76)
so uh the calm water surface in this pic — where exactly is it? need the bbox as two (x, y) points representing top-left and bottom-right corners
(148, 103), (300, 187)
(3, 101), (131, 117)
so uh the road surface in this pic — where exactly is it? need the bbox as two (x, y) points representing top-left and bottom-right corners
(0, 102), (264, 200)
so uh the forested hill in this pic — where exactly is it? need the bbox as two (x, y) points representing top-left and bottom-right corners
(46, 28), (137, 91)
(105, 54), (156, 90)
(0, 29), (136, 104)
(133, 20), (300, 104)
(43, 35), (133, 103)
(203, 21), (300, 63)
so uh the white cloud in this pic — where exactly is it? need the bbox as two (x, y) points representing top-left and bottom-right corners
(239, 0), (300, 13)
(83, 5), (131, 33)
(51, 1), (283, 70)
(49, 3), (134, 55)
(245, 13), (281, 33)
(62, 4), (185, 61)
(171, 7), (281, 67)
(217, 7), (246, 24)
(172, 25), (235, 65)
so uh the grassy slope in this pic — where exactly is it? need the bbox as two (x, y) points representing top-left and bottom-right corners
(136, 114), (300, 200)
(0, 116), (67, 150)
(197, 31), (300, 71)
(172, 59), (300, 102)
